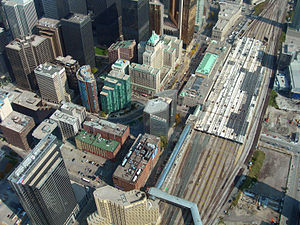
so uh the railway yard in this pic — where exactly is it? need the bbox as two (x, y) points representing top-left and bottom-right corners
(157, 0), (289, 224)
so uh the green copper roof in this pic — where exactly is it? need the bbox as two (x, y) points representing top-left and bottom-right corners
(195, 52), (218, 76)
(76, 130), (119, 152)
(148, 31), (160, 46)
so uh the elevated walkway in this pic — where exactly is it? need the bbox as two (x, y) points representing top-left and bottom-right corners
(148, 187), (203, 225)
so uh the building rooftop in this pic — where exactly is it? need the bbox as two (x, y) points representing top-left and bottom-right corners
(84, 119), (128, 137)
(108, 40), (136, 50)
(290, 55), (300, 93)
(50, 109), (78, 125)
(130, 63), (160, 76)
(108, 70), (130, 81)
(77, 65), (95, 82)
(8, 134), (58, 184)
(144, 97), (171, 114)
(147, 31), (160, 46)
(1, 111), (33, 133)
(112, 59), (130, 71)
(62, 13), (89, 24)
(13, 90), (42, 111)
(54, 55), (78, 65)
(94, 186), (148, 207)
(37, 17), (60, 28)
(6, 35), (47, 50)
(32, 119), (58, 140)
(113, 133), (160, 183)
(34, 63), (64, 78)
(195, 52), (218, 76)
(76, 130), (119, 153)
(0, 88), (21, 103)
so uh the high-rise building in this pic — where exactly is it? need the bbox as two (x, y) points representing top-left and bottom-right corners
(34, 63), (71, 103)
(113, 133), (160, 191)
(167, 0), (196, 45)
(144, 97), (173, 137)
(5, 35), (54, 90)
(87, 186), (160, 225)
(108, 40), (136, 64)
(291, 0), (300, 30)
(0, 27), (10, 78)
(111, 58), (130, 74)
(61, 13), (95, 67)
(36, 17), (64, 58)
(60, 101), (86, 124)
(121, 0), (150, 42)
(8, 134), (79, 225)
(0, 111), (35, 150)
(154, 89), (177, 125)
(3, 0), (38, 39)
(77, 65), (99, 113)
(40, 0), (69, 19)
(149, 0), (164, 35)
(68, 0), (87, 15)
(129, 63), (161, 96)
(53, 55), (80, 92)
(0, 92), (13, 122)
(100, 69), (131, 114)
(195, 0), (204, 31)
(87, 0), (121, 46)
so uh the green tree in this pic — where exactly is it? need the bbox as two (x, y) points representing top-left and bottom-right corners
(160, 136), (168, 149)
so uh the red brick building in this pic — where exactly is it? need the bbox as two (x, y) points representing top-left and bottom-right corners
(113, 133), (160, 191)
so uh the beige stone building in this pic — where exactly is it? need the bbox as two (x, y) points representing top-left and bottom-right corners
(87, 186), (160, 225)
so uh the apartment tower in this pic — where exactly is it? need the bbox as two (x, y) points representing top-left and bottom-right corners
(77, 65), (99, 113)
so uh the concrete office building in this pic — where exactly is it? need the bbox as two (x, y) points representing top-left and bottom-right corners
(40, 0), (69, 19)
(100, 69), (131, 114)
(87, 186), (160, 225)
(144, 97), (172, 137)
(32, 118), (59, 140)
(0, 92), (12, 122)
(36, 17), (63, 58)
(60, 101), (86, 125)
(77, 65), (99, 113)
(12, 89), (55, 124)
(149, 0), (164, 35)
(75, 130), (121, 159)
(50, 109), (80, 140)
(61, 14), (95, 67)
(121, 0), (150, 42)
(0, 111), (35, 150)
(113, 133), (160, 191)
(212, 2), (241, 41)
(108, 40), (136, 64)
(34, 63), (71, 103)
(53, 55), (80, 92)
(0, 27), (10, 78)
(129, 63), (161, 96)
(83, 119), (130, 145)
(6, 35), (54, 90)
(8, 135), (79, 225)
(3, 0), (38, 39)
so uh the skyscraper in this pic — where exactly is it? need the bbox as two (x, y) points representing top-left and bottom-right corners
(149, 0), (164, 35)
(68, 0), (87, 15)
(121, 0), (150, 42)
(87, 186), (160, 225)
(61, 13), (95, 67)
(34, 63), (71, 103)
(8, 134), (79, 225)
(36, 17), (64, 58)
(5, 35), (54, 90)
(168, 0), (197, 45)
(40, 0), (69, 19)
(77, 65), (99, 113)
(3, 0), (38, 39)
